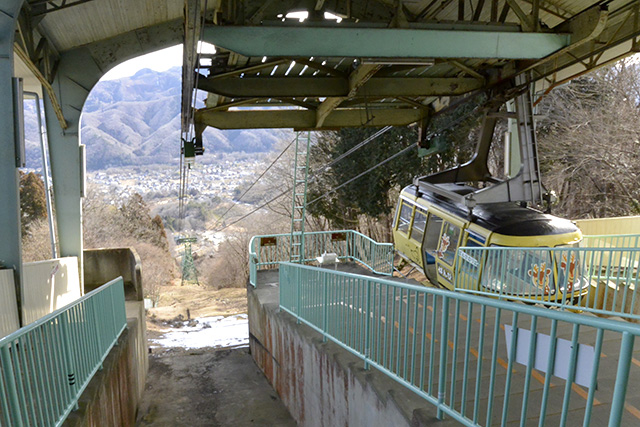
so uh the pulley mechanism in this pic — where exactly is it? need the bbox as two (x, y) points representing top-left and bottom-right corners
(182, 136), (205, 166)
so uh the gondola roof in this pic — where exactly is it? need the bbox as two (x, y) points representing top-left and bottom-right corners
(402, 183), (579, 237)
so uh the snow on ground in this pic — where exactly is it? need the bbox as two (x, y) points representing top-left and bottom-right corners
(152, 314), (249, 349)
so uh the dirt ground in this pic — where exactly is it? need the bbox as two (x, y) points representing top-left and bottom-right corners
(136, 280), (296, 426)
(136, 347), (295, 426)
(146, 280), (247, 331)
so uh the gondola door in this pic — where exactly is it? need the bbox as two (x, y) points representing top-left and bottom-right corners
(422, 214), (443, 285)
(423, 212), (463, 289)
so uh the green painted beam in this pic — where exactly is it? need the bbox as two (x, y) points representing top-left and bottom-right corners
(0, 0), (26, 326)
(203, 25), (570, 59)
(195, 108), (428, 130)
(43, 49), (94, 293)
(197, 76), (482, 97)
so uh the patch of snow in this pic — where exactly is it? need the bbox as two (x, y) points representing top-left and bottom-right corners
(152, 314), (249, 349)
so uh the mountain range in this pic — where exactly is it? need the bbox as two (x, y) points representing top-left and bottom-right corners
(24, 67), (291, 171)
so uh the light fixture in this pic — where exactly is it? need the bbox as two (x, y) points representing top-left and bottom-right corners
(361, 58), (435, 66)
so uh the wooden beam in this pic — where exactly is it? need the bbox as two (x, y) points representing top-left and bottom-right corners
(316, 64), (381, 127)
(13, 44), (67, 129)
(195, 108), (428, 130)
(196, 75), (483, 97)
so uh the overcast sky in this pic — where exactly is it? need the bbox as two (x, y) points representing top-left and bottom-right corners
(102, 42), (216, 80)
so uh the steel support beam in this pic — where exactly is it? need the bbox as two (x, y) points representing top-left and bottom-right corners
(197, 75), (483, 97)
(0, 0), (25, 325)
(195, 108), (428, 130)
(316, 64), (380, 128)
(203, 25), (570, 59)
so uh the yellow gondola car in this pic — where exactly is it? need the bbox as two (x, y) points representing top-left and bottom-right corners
(393, 183), (589, 302)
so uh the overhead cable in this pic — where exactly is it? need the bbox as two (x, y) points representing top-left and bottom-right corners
(212, 137), (296, 229)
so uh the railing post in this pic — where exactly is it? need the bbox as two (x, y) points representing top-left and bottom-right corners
(364, 280), (371, 370)
(609, 332), (635, 427)
(372, 240), (376, 272)
(437, 295), (450, 419)
(323, 272), (328, 342)
(59, 314), (79, 408)
(0, 345), (24, 427)
(296, 265), (301, 324)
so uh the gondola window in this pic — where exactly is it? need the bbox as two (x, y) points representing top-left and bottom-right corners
(438, 222), (461, 266)
(410, 208), (428, 242)
(397, 202), (413, 234)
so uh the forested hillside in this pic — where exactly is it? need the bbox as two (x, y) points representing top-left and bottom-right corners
(24, 67), (291, 170)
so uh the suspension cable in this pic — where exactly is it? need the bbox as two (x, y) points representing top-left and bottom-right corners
(213, 127), (393, 231)
(215, 91), (493, 230)
(211, 137), (296, 229)
(216, 141), (414, 232)
(306, 143), (418, 206)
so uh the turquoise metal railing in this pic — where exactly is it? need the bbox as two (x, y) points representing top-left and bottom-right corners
(0, 277), (126, 427)
(455, 246), (640, 320)
(248, 230), (394, 286)
(279, 262), (640, 426)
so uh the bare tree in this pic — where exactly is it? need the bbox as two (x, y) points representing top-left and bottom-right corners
(537, 59), (640, 219)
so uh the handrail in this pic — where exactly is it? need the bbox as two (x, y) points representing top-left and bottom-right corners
(249, 230), (394, 286)
(455, 245), (640, 320)
(279, 262), (640, 426)
(0, 277), (127, 427)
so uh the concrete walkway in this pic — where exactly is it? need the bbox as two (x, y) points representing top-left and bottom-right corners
(136, 347), (296, 426)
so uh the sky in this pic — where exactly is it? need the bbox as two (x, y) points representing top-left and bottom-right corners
(102, 42), (216, 81)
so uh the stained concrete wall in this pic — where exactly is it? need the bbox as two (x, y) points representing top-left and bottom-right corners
(84, 247), (148, 400)
(84, 248), (143, 301)
(62, 247), (148, 425)
(64, 318), (144, 427)
(248, 282), (450, 427)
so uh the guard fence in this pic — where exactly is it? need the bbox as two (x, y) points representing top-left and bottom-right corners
(279, 262), (640, 427)
(249, 230), (394, 286)
(0, 277), (126, 427)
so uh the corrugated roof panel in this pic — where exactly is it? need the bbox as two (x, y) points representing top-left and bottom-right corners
(39, 0), (183, 52)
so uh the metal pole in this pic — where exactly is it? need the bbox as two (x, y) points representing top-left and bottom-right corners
(437, 295), (450, 420)
(609, 332), (635, 426)
(25, 92), (58, 258)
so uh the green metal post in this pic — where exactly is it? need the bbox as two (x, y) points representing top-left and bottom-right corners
(1, 345), (24, 427)
(289, 131), (311, 263)
(437, 295), (450, 420)
(364, 280), (371, 369)
(0, 0), (25, 326)
(609, 332), (635, 427)
(323, 274), (328, 342)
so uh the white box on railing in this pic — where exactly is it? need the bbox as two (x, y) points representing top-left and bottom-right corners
(0, 269), (19, 338)
(22, 257), (81, 325)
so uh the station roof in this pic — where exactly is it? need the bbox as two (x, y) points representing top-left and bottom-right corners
(194, 0), (640, 131)
(13, 0), (640, 132)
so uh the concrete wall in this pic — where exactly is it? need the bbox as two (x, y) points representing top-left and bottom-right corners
(64, 247), (149, 423)
(84, 248), (143, 301)
(84, 247), (148, 397)
(248, 284), (448, 427)
(63, 318), (145, 427)
(576, 216), (640, 236)
(0, 269), (19, 337)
